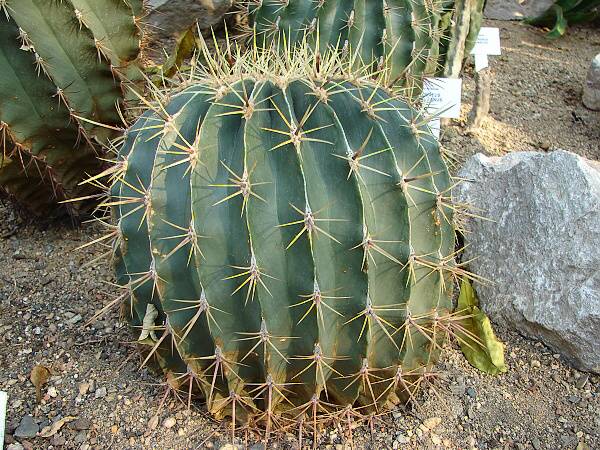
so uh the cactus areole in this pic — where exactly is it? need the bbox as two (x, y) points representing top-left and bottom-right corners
(110, 43), (457, 431)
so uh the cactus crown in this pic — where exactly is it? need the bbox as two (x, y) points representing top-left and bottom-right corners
(101, 37), (468, 440)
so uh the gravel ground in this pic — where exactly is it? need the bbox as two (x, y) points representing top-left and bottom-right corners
(1, 19), (599, 450)
(445, 20), (600, 163)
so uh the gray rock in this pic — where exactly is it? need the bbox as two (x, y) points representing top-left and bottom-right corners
(146, 0), (232, 42)
(484, 0), (554, 20)
(456, 151), (600, 374)
(14, 415), (39, 439)
(583, 54), (600, 111)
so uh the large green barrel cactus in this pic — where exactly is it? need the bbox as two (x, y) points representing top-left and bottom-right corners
(245, 0), (485, 94)
(109, 41), (458, 432)
(0, 0), (143, 217)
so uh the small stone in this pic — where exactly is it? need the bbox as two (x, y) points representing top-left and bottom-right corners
(431, 432), (442, 445)
(576, 374), (589, 389)
(74, 431), (87, 444)
(71, 418), (92, 431)
(531, 437), (541, 450)
(538, 141), (551, 151)
(67, 314), (82, 325)
(397, 434), (410, 444)
(467, 405), (476, 419)
(423, 417), (442, 430)
(47, 386), (58, 398)
(148, 415), (159, 430)
(78, 382), (90, 396)
(568, 395), (581, 404)
(94, 387), (107, 399)
(583, 54), (600, 111)
(162, 417), (177, 429)
(249, 444), (266, 450)
(51, 435), (66, 446)
(466, 387), (476, 399)
(14, 415), (39, 439)
(531, 360), (541, 369)
(219, 445), (240, 450)
(7, 444), (25, 450)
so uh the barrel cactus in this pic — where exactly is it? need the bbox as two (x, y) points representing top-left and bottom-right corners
(108, 40), (461, 437)
(244, 0), (485, 95)
(0, 0), (143, 217)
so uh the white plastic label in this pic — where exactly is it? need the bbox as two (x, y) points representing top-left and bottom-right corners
(471, 27), (501, 56)
(474, 53), (489, 72)
(428, 117), (441, 139)
(422, 78), (463, 119)
(0, 391), (7, 450)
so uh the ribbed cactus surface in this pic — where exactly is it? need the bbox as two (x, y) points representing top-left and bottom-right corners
(109, 43), (458, 430)
(0, 0), (142, 217)
(247, 0), (485, 93)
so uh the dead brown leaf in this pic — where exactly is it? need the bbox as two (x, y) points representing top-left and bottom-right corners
(30, 365), (51, 403)
(38, 416), (77, 438)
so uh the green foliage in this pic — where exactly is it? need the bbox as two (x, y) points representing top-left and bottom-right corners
(245, 0), (486, 95)
(0, 0), (143, 217)
(108, 41), (465, 432)
(456, 279), (507, 375)
(525, 0), (600, 39)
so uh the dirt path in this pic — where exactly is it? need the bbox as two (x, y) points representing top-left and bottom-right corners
(1, 20), (599, 450)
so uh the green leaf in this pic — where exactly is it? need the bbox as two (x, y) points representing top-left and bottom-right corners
(456, 279), (507, 375)
(546, 5), (569, 39)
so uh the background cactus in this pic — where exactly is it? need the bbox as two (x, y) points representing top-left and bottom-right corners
(245, 0), (486, 95)
(105, 40), (469, 435)
(525, 0), (600, 39)
(0, 0), (143, 217)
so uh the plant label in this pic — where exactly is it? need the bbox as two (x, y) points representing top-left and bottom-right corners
(422, 78), (463, 119)
(0, 391), (7, 450)
(428, 117), (441, 139)
(475, 53), (489, 72)
(471, 27), (502, 56)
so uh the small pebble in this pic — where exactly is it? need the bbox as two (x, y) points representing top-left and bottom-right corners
(466, 387), (477, 399)
(94, 387), (107, 399)
(7, 444), (25, 450)
(162, 417), (177, 429)
(423, 417), (442, 430)
(576, 374), (589, 389)
(148, 416), (159, 430)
